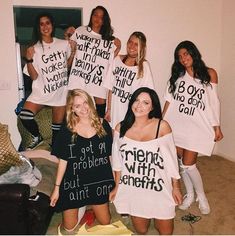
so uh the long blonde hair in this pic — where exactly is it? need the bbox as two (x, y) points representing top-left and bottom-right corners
(128, 31), (147, 78)
(66, 89), (106, 142)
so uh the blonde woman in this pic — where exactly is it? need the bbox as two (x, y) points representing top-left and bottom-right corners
(50, 89), (115, 232)
(104, 31), (155, 129)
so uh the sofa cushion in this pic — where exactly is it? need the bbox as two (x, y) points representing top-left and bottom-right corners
(0, 123), (23, 175)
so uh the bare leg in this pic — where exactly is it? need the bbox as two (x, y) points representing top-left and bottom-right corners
(91, 203), (111, 225)
(130, 215), (150, 235)
(154, 218), (174, 235)
(23, 101), (44, 114)
(52, 106), (66, 124)
(62, 208), (79, 231)
(181, 149), (197, 165)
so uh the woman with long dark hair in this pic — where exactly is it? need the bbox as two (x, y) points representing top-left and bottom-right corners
(19, 12), (76, 150)
(163, 40), (223, 214)
(68, 6), (121, 118)
(110, 87), (182, 235)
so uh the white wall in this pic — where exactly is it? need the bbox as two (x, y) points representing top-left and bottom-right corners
(0, 0), (234, 160)
(216, 0), (235, 161)
(0, 1), (20, 146)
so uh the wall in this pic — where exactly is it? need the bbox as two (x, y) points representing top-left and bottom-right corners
(0, 0), (234, 160)
(217, 0), (235, 161)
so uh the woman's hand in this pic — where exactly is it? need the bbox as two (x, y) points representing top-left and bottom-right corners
(109, 187), (118, 203)
(64, 26), (75, 40)
(26, 46), (35, 60)
(172, 187), (183, 205)
(171, 178), (183, 205)
(214, 126), (224, 142)
(50, 187), (60, 207)
(104, 109), (111, 122)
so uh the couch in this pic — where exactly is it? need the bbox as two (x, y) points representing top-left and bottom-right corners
(0, 108), (57, 235)
(0, 155), (57, 234)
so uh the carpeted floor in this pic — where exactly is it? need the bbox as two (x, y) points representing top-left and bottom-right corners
(45, 155), (235, 235)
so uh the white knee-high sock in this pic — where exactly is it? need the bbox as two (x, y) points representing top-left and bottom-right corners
(78, 206), (86, 223)
(181, 170), (195, 196)
(179, 159), (194, 196)
(184, 164), (206, 199)
(63, 206), (87, 232)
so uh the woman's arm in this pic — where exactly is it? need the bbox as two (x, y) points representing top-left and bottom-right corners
(25, 46), (38, 80)
(67, 40), (77, 68)
(208, 68), (224, 142)
(109, 170), (121, 202)
(114, 37), (121, 57)
(162, 101), (170, 118)
(172, 178), (183, 205)
(104, 90), (112, 122)
(109, 125), (122, 201)
(50, 159), (67, 207)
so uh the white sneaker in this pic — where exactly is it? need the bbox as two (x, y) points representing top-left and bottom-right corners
(179, 194), (194, 210)
(27, 134), (43, 150)
(197, 196), (210, 215)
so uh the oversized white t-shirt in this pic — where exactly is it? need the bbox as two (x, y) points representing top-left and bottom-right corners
(68, 26), (116, 99)
(24, 37), (71, 106)
(112, 131), (180, 219)
(164, 71), (220, 156)
(103, 56), (155, 128)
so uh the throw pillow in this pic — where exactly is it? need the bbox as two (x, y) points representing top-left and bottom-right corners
(0, 123), (23, 175)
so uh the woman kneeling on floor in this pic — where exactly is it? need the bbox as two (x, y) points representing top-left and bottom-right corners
(110, 87), (182, 235)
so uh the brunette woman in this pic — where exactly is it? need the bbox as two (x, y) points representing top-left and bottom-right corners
(110, 87), (182, 235)
(163, 40), (223, 214)
(68, 6), (121, 118)
(19, 12), (76, 149)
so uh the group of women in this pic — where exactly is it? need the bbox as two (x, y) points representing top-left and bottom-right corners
(19, 5), (223, 235)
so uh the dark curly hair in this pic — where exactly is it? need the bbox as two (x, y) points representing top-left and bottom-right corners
(169, 40), (210, 93)
(87, 6), (114, 41)
(120, 87), (162, 138)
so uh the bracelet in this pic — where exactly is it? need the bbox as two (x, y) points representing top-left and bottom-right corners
(24, 57), (33, 63)
(54, 184), (60, 187)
